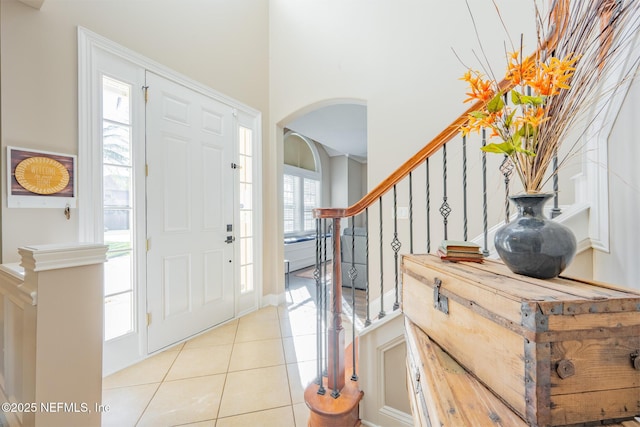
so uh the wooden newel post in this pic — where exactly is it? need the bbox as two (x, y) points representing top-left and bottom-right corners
(304, 216), (363, 427)
(328, 218), (345, 393)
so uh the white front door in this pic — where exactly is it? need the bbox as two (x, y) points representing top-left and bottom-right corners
(145, 71), (236, 352)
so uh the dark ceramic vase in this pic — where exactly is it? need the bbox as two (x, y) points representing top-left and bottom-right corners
(494, 193), (576, 279)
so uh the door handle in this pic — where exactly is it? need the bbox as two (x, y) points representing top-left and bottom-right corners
(225, 236), (236, 244)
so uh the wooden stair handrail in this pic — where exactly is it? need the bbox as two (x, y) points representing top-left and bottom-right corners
(313, 0), (568, 220)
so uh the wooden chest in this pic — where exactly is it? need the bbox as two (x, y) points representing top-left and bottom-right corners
(402, 254), (640, 427)
(405, 317), (530, 426)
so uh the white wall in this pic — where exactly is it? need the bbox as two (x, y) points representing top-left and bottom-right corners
(331, 156), (349, 208)
(1, 0), (269, 269)
(317, 143), (332, 208)
(347, 157), (364, 207)
(329, 155), (367, 227)
(270, 0), (537, 187)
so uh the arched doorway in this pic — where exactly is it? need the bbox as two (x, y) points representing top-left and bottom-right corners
(280, 101), (368, 280)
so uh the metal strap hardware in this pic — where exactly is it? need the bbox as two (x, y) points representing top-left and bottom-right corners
(433, 277), (449, 314)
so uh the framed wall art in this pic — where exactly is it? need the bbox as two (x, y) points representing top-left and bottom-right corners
(7, 146), (77, 208)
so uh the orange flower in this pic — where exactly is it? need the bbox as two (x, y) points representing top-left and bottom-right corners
(530, 69), (555, 95)
(460, 50), (576, 159)
(460, 70), (495, 103)
(506, 51), (536, 85)
(517, 106), (550, 128)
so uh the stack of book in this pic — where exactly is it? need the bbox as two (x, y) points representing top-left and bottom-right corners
(437, 240), (484, 263)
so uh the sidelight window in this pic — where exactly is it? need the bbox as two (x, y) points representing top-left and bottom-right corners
(102, 76), (135, 341)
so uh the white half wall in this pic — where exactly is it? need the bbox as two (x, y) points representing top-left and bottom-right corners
(593, 75), (640, 291)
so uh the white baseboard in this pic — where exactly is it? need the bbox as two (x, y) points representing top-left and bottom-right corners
(261, 292), (285, 308)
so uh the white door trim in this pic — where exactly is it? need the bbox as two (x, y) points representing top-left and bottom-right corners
(78, 27), (262, 372)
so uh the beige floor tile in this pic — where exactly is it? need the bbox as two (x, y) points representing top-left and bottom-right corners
(287, 361), (318, 404)
(174, 421), (216, 426)
(218, 365), (291, 418)
(166, 341), (186, 352)
(235, 318), (282, 342)
(136, 374), (225, 427)
(228, 338), (285, 372)
(283, 287), (317, 308)
(239, 305), (279, 322)
(216, 406), (295, 427)
(292, 402), (310, 427)
(280, 311), (317, 337)
(101, 382), (159, 427)
(278, 302), (316, 318)
(165, 344), (233, 381)
(103, 351), (179, 389)
(277, 305), (290, 318)
(283, 334), (317, 364)
(184, 320), (238, 349)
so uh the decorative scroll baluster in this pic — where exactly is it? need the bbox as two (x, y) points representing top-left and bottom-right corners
(348, 216), (357, 291)
(391, 185), (401, 311)
(439, 144), (451, 240)
(409, 172), (414, 254)
(551, 151), (561, 218)
(314, 218), (326, 395)
(462, 135), (468, 240)
(425, 158), (431, 253)
(378, 197), (385, 319)
(481, 129), (489, 256)
(364, 208), (371, 327)
(500, 155), (514, 223)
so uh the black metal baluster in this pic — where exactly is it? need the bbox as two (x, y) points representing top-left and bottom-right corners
(391, 185), (401, 311)
(426, 158), (431, 253)
(462, 135), (468, 241)
(551, 151), (561, 218)
(501, 92), (514, 224)
(440, 144), (451, 240)
(481, 129), (489, 256)
(364, 208), (371, 327)
(349, 217), (358, 381)
(500, 155), (514, 223)
(314, 218), (325, 395)
(409, 172), (414, 254)
(322, 219), (328, 377)
(330, 217), (341, 399)
(378, 197), (385, 319)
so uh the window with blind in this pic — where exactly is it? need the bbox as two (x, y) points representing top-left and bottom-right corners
(283, 132), (321, 236)
(284, 173), (320, 234)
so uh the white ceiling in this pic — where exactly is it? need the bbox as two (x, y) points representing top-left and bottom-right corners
(286, 104), (367, 162)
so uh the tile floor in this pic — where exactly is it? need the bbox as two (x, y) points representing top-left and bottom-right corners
(102, 272), (354, 427)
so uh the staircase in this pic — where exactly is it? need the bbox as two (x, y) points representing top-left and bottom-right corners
(302, 1), (640, 425)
